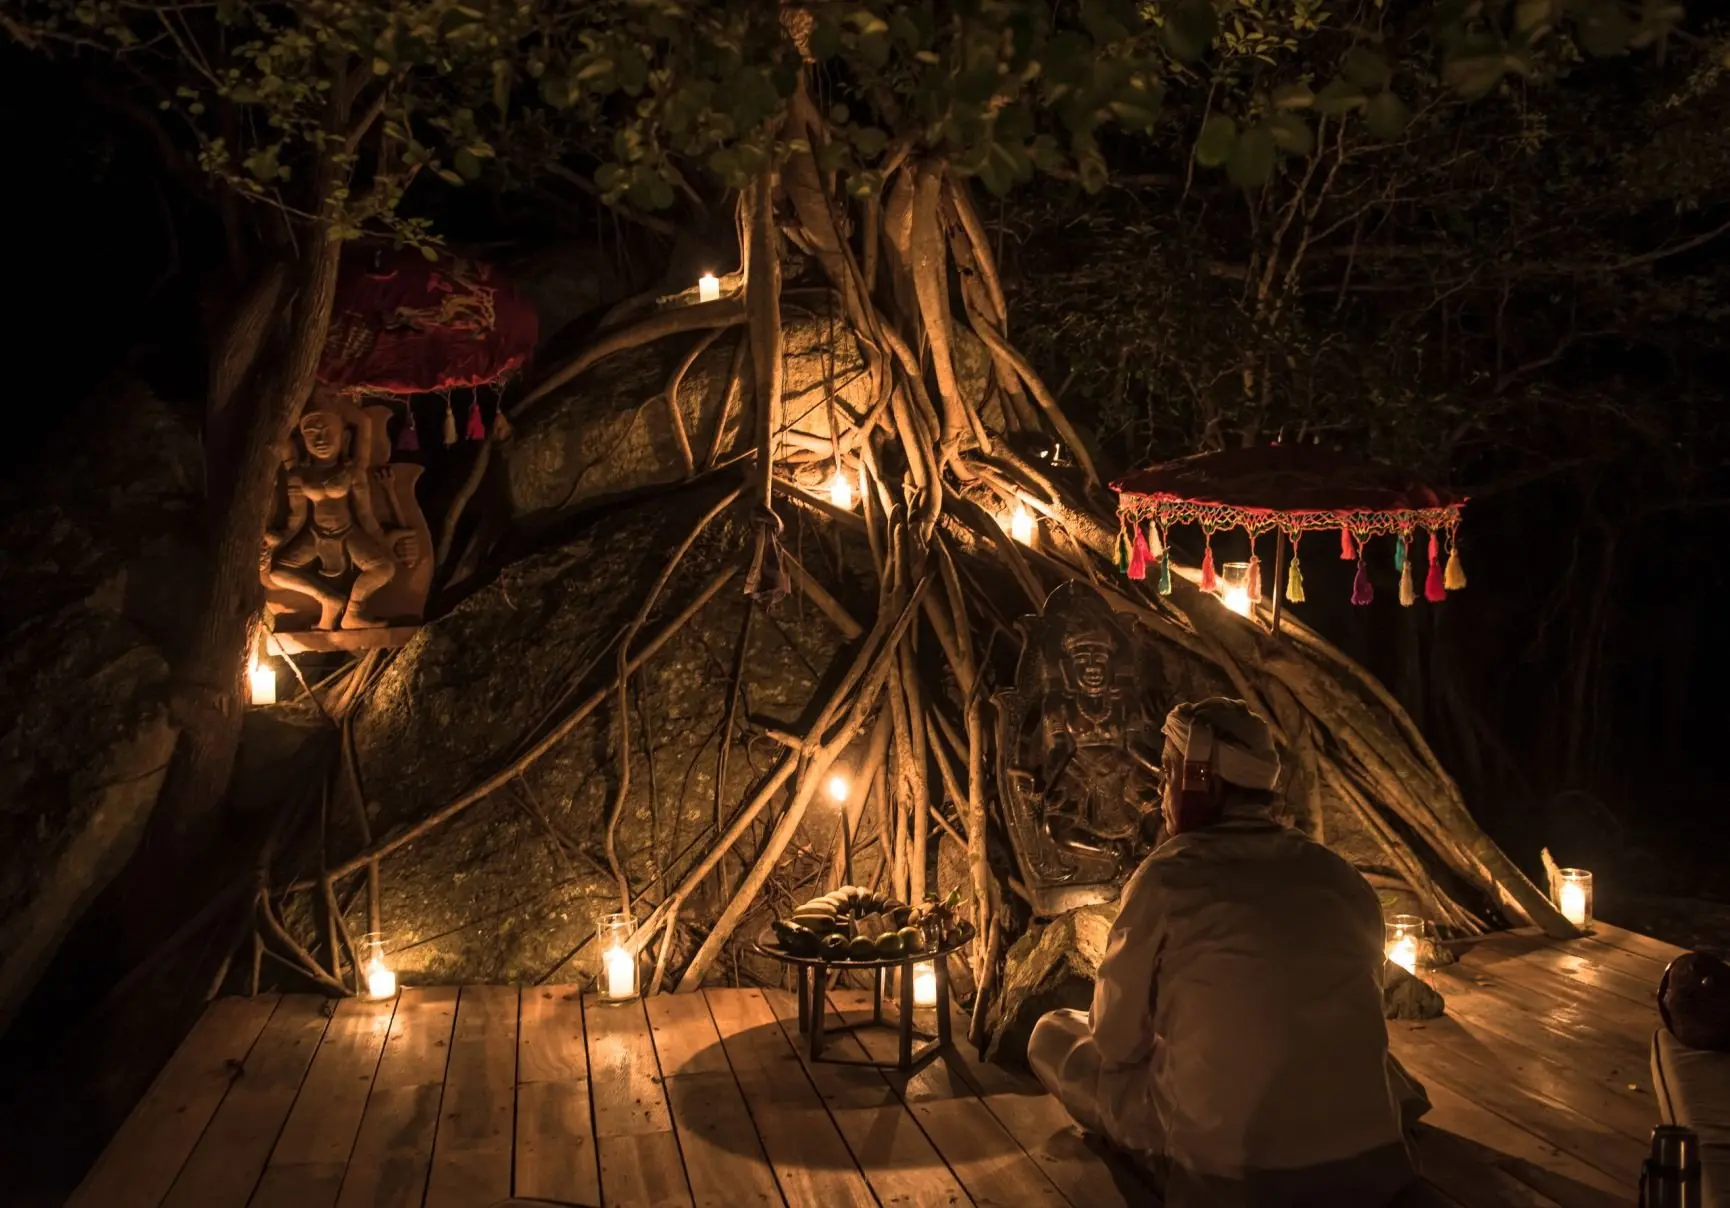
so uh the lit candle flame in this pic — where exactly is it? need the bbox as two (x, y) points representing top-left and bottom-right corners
(1010, 505), (1035, 545)
(826, 773), (850, 803)
(603, 945), (636, 999)
(913, 960), (937, 1008)
(366, 954), (397, 1000)
(1386, 936), (1418, 974)
(248, 655), (277, 705)
(1221, 585), (1252, 617)
(828, 471), (854, 510)
(698, 273), (720, 303)
(1557, 871), (1591, 927)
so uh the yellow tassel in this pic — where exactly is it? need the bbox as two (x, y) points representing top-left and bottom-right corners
(441, 400), (458, 446)
(1399, 558), (1416, 606)
(1286, 556), (1306, 603)
(1445, 544), (1467, 591)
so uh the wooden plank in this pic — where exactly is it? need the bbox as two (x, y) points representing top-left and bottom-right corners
(335, 986), (459, 1208)
(423, 985), (519, 1208)
(1417, 1077), (1632, 1208)
(598, 1131), (693, 1208)
(823, 988), (977, 1103)
(1390, 1019), (1649, 1179)
(910, 1096), (1072, 1208)
(585, 995), (674, 1137)
(705, 988), (876, 1207)
(515, 986), (598, 1207)
(647, 991), (733, 1077)
(760, 987), (968, 1207)
(68, 994), (281, 1208)
(1588, 922), (1687, 967)
(1430, 964), (1650, 1066)
(162, 995), (331, 1208)
(1467, 934), (1659, 1011)
(665, 1071), (784, 1208)
(979, 1091), (1149, 1208)
(1454, 946), (1658, 1043)
(249, 996), (398, 1208)
(1414, 1126), (1570, 1208)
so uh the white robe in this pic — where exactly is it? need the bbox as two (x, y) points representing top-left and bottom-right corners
(1029, 809), (1426, 1207)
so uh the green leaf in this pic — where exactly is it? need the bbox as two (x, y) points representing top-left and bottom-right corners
(1364, 91), (1410, 141)
(1313, 78), (1367, 116)
(1514, 0), (1554, 37)
(436, 167), (464, 186)
(851, 125), (889, 157)
(1576, 0), (1633, 57)
(1193, 114), (1237, 168)
(1272, 81), (1314, 110)
(454, 148), (482, 180)
(1442, 52), (1505, 100)
(1342, 47), (1392, 91)
(1268, 112), (1314, 156)
(857, 31), (891, 69)
(1163, 0), (1218, 63)
(1226, 124), (1275, 189)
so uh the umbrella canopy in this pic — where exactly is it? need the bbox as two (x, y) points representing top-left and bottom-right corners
(317, 250), (538, 396)
(1110, 445), (1466, 608)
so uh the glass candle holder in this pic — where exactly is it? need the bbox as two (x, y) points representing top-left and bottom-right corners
(1554, 868), (1594, 929)
(597, 913), (639, 1003)
(1384, 914), (1426, 974)
(698, 273), (720, 303)
(362, 934), (397, 1001)
(1218, 561), (1254, 617)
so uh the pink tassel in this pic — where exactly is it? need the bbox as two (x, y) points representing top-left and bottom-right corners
(1200, 544), (1218, 592)
(1128, 526), (1151, 580)
(395, 410), (419, 453)
(1425, 532), (1446, 602)
(464, 399), (487, 441)
(1247, 554), (1262, 602)
(1340, 526), (1355, 560)
(1351, 559), (1374, 605)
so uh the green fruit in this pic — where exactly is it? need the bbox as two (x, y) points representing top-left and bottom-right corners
(875, 932), (905, 958)
(897, 926), (925, 953)
(820, 934), (849, 960)
(848, 936), (878, 961)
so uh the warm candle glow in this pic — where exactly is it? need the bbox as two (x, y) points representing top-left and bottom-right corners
(366, 954), (397, 1000)
(826, 773), (850, 803)
(828, 471), (854, 510)
(913, 960), (937, 1008)
(1221, 585), (1252, 617)
(1010, 504), (1035, 545)
(698, 273), (720, 303)
(1218, 561), (1254, 617)
(1384, 913), (1425, 975)
(603, 945), (635, 999)
(1556, 869), (1593, 928)
(248, 657), (277, 705)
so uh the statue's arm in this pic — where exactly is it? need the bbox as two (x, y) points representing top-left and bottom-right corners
(270, 480), (308, 546)
(350, 464), (389, 538)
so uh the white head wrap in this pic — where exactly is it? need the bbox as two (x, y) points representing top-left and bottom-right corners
(1162, 697), (1281, 790)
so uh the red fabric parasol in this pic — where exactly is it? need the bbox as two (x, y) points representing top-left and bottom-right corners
(1110, 445), (1467, 612)
(317, 250), (538, 395)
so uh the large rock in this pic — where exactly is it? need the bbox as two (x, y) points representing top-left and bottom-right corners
(350, 482), (860, 983)
(986, 902), (1120, 1066)
(0, 380), (199, 1036)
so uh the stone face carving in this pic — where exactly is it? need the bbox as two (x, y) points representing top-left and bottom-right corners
(261, 395), (431, 649)
(994, 582), (1166, 916)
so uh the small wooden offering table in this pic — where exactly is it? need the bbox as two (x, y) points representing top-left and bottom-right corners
(753, 925), (974, 1071)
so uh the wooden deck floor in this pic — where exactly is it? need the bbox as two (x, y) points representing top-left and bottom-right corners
(66, 922), (1681, 1208)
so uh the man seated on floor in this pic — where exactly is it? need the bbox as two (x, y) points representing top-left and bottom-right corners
(1029, 696), (1427, 1207)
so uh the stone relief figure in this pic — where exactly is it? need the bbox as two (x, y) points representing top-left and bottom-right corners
(261, 395), (432, 646)
(994, 582), (1167, 916)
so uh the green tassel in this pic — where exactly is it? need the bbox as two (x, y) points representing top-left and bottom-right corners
(1159, 556), (1173, 596)
(1394, 537), (1407, 572)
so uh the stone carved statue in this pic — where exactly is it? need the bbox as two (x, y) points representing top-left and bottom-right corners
(261, 395), (432, 648)
(994, 582), (1167, 916)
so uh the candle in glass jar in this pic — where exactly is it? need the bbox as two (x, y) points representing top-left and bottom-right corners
(698, 273), (720, 303)
(1556, 868), (1593, 928)
(603, 945), (635, 999)
(1384, 914), (1424, 974)
(366, 955), (397, 1000)
(912, 960), (937, 1008)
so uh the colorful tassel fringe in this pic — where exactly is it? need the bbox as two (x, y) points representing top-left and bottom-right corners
(1424, 532), (1446, 602)
(1393, 537), (1407, 573)
(1247, 554), (1263, 602)
(1351, 559), (1374, 605)
(1114, 525), (1131, 573)
(1286, 556), (1305, 603)
(1398, 558), (1416, 607)
(1340, 527), (1355, 560)
(1200, 544), (1218, 592)
(464, 399), (487, 441)
(1445, 543), (1467, 591)
(1146, 521), (1164, 559)
(1128, 526), (1152, 580)
(1159, 556), (1173, 596)
(395, 409), (419, 453)
(442, 399), (458, 446)
(493, 409), (513, 441)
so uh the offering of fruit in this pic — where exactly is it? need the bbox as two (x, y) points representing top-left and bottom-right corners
(897, 925), (925, 953)
(771, 920), (820, 956)
(820, 933), (849, 959)
(848, 935), (879, 961)
(771, 883), (923, 962)
(874, 932), (905, 958)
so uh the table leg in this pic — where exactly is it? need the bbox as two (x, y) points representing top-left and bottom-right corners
(872, 966), (884, 1024)
(935, 953), (952, 1048)
(797, 964), (809, 1033)
(809, 964), (828, 1061)
(898, 958), (915, 1070)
